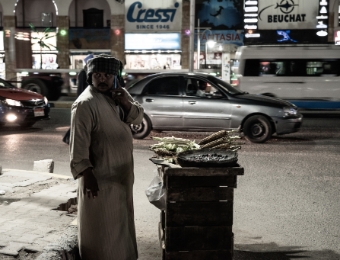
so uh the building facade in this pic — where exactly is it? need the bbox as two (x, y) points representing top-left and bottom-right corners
(0, 0), (339, 82)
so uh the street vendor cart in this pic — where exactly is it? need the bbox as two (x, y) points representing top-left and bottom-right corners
(156, 165), (244, 260)
(148, 131), (244, 260)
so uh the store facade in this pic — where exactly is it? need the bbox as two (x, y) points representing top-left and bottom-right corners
(0, 0), (339, 84)
(194, 0), (244, 83)
(243, 0), (331, 44)
(123, 0), (183, 71)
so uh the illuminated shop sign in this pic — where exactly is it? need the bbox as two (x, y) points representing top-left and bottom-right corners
(125, 0), (182, 32)
(195, 30), (244, 48)
(125, 33), (181, 50)
(258, 0), (319, 29)
(244, 0), (329, 40)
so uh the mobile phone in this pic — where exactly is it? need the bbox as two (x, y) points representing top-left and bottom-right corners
(113, 76), (117, 90)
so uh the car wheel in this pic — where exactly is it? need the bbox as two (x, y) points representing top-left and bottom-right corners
(130, 115), (152, 139)
(19, 121), (36, 127)
(243, 115), (272, 143)
(22, 79), (48, 97)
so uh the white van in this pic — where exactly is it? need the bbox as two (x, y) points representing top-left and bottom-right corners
(235, 45), (340, 110)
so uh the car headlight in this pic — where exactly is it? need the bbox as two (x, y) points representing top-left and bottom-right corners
(5, 98), (22, 107)
(44, 97), (49, 105)
(283, 106), (298, 117)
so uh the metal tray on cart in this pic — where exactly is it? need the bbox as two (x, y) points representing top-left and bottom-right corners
(176, 148), (238, 168)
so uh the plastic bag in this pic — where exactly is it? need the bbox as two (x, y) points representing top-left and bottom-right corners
(62, 128), (70, 145)
(145, 175), (166, 210)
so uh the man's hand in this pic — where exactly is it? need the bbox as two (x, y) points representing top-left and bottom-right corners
(82, 168), (99, 199)
(111, 87), (132, 113)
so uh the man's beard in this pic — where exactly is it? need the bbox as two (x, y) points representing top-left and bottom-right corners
(97, 83), (112, 96)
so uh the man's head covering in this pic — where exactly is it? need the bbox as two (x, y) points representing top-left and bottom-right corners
(83, 54), (94, 65)
(87, 55), (121, 75)
(86, 54), (125, 86)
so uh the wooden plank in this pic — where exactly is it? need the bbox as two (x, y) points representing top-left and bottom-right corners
(165, 167), (244, 177)
(166, 175), (237, 188)
(164, 250), (233, 260)
(167, 186), (233, 202)
(166, 201), (233, 226)
(165, 226), (233, 251)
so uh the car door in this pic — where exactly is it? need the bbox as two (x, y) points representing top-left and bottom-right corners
(141, 76), (183, 129)
(182, 77), (232, 130)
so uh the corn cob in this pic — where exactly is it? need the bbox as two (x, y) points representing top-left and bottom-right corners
(198, 130), (227, 145)
(200, 137), (230, 149)
(230, 145), (241, 151)
(151, 148), (176, 156)
(211, 143), (231, 149)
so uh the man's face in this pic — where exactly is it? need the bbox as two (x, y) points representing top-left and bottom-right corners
(92, 72), (114, 92)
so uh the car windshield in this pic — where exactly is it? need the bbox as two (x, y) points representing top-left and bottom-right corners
(0, 80), (15, 89)
(207, 76), (243, 95)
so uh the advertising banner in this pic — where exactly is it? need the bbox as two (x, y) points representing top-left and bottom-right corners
(69, 29), (110, 49)
(221, 53), (231, 83)
(125, 54), (181, 69)
(125, 0), (182, 32)
(258, 0), (319, 30)
(196, 0), (243, 30)
(125, 33), (181, 50)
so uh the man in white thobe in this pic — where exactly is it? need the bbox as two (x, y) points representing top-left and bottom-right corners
(69, 55), (144, 260)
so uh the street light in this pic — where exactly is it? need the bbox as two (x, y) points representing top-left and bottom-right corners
(205, 38), (216, 69)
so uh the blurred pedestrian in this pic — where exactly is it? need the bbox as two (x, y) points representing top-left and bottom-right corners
(69, 55), (144, 260)
(76, 54), (93, 97)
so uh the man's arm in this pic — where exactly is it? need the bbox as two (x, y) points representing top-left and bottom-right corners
(112, 87), (144, 125)
(69, 101), (94, 180)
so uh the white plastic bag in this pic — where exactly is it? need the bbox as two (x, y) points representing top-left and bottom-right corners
(145, 175), (166, 210)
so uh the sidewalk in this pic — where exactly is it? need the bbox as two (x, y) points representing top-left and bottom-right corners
(0, 168), (79, 259)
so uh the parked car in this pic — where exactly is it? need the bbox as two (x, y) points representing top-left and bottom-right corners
(0, 78), (50, 127)
(127, 72), (303, 143)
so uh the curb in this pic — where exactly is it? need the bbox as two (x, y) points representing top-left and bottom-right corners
(2, 168), (73, 180)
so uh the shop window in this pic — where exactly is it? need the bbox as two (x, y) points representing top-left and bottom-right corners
(83, 8), (103, 28)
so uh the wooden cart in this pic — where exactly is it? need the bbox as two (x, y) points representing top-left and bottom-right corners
(158, 165), (244, 260)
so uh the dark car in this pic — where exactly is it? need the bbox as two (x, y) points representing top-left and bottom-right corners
(0, 78), (50, 127)
(20, 72), (64, 101)
(127, 72), (303, 143)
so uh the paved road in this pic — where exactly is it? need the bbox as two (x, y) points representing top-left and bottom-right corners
(1, 108), (340, 259)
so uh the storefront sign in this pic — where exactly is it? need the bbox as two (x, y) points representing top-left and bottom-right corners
(195, 30), (244, 48)
(125, 0), (182, 32)
(222, 53), (231, 83)
(258, 0), (319, 30)
(125, 33), (181, 50)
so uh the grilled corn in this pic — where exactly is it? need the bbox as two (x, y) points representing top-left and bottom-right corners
(198, 130), (227, 145)
(200, 137), (230, 149)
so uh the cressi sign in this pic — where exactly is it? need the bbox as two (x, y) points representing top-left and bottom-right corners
(125, 0), (182, 32)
